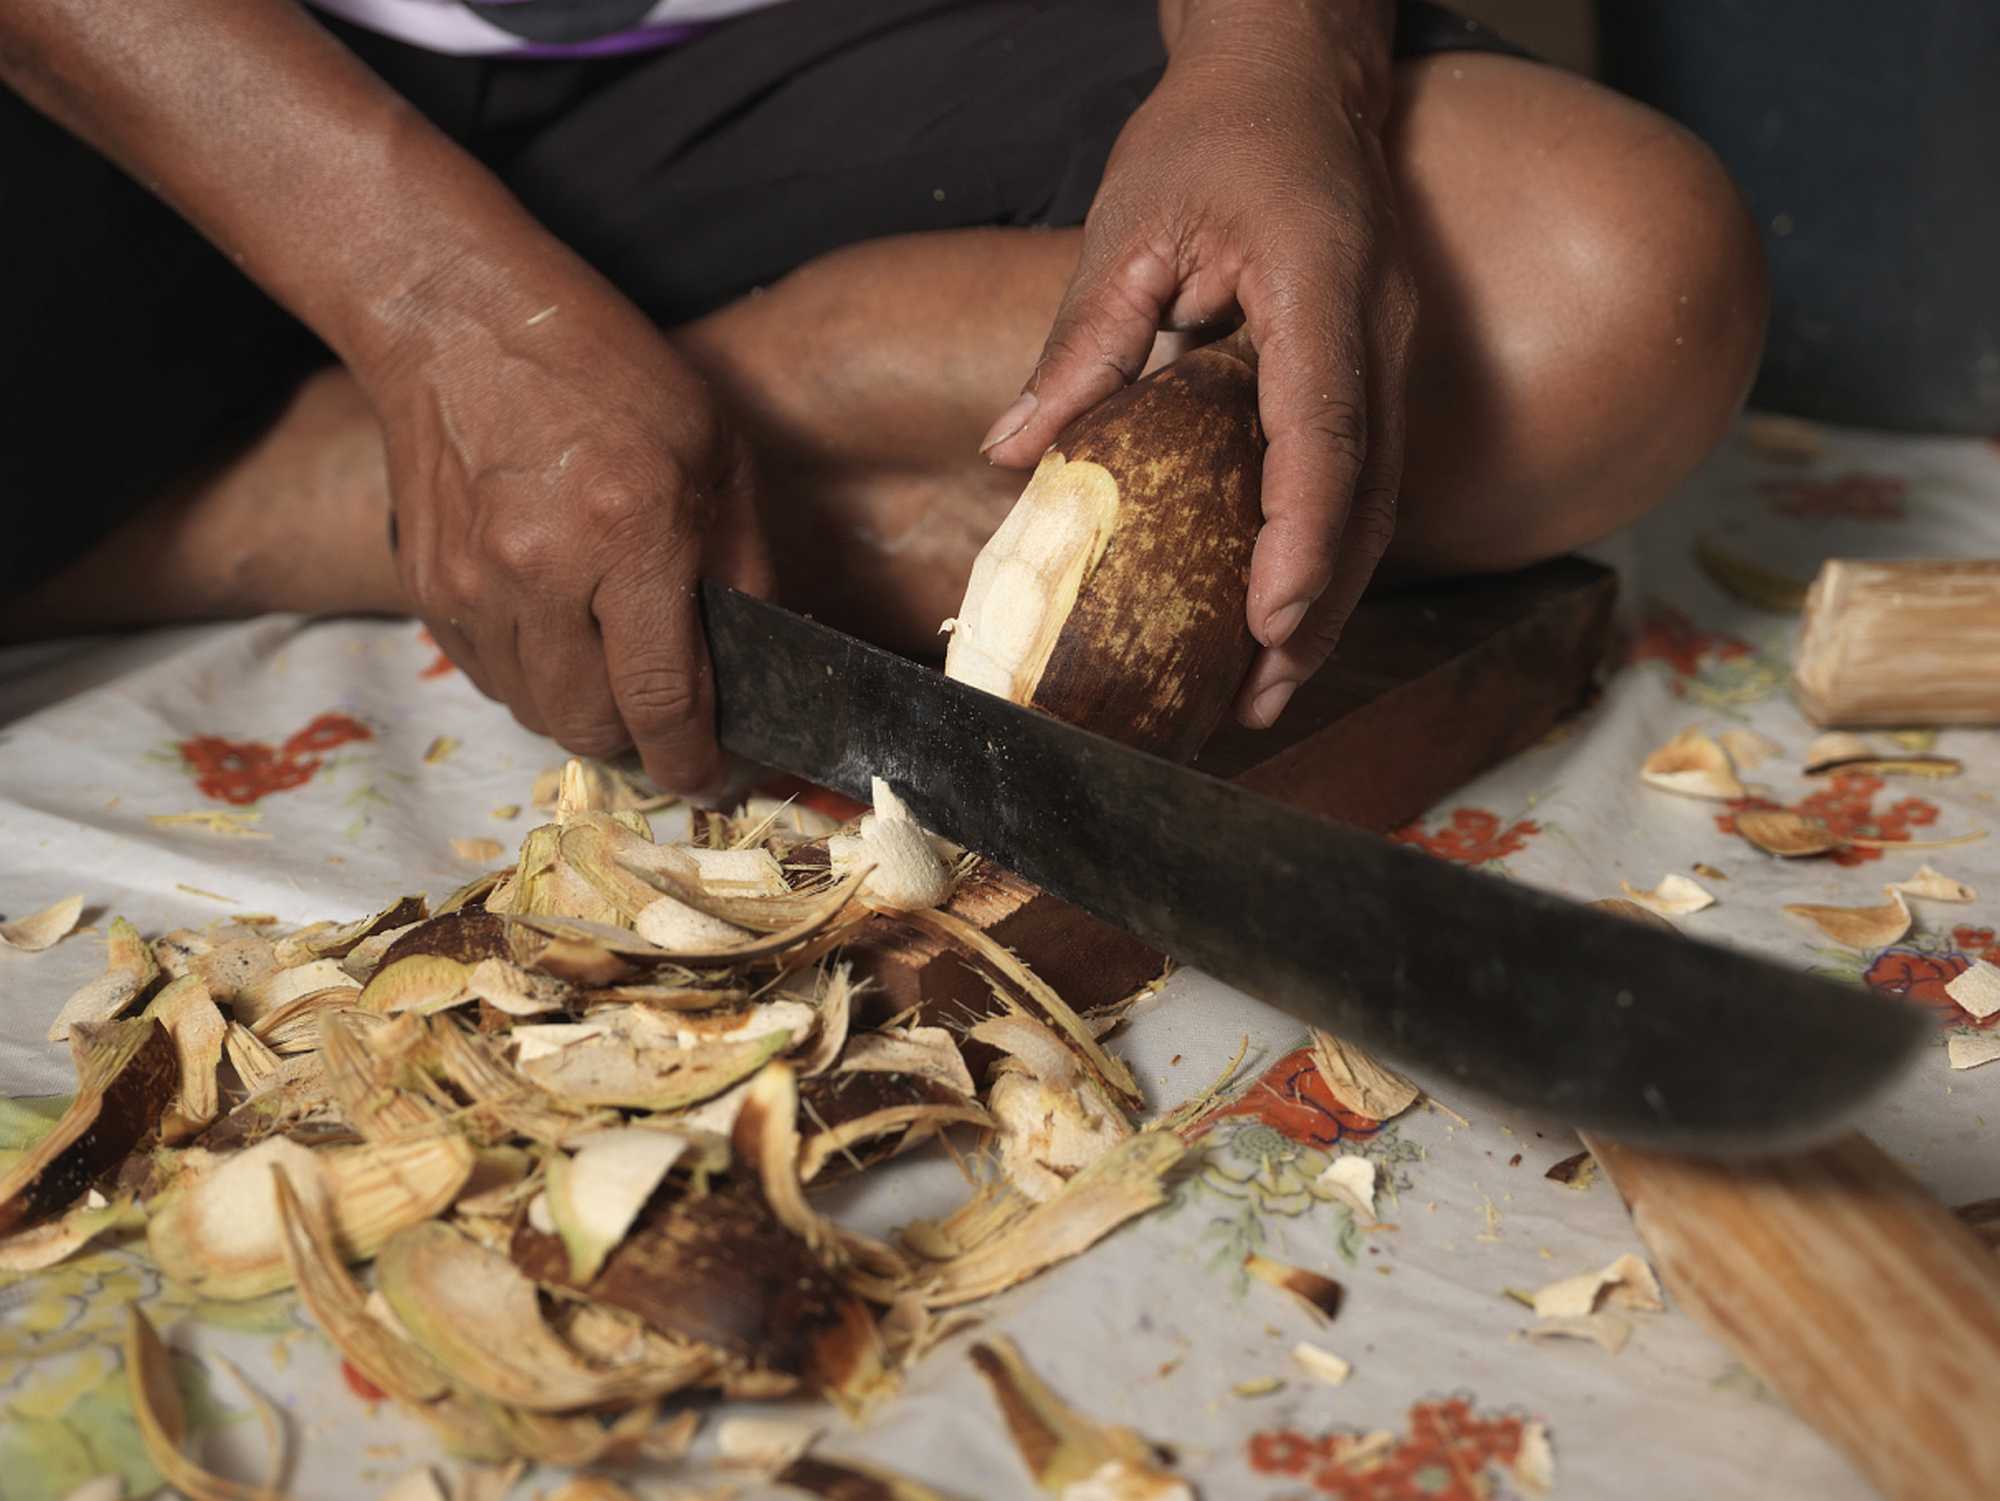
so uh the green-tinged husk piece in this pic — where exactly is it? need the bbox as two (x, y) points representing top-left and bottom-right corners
(0, 1015), (177, 1235)
(544, 1127), (688, 1283)
(0, 1190), (144, 1273)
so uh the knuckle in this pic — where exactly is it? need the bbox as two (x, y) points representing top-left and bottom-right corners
(574, 475), (652, 534)
(485, 520), (555, 580)
(550, 715), (630, 761)
(615, 658), (704, 733)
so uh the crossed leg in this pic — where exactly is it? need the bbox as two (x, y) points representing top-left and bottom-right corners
(3, 54), (1766, 671)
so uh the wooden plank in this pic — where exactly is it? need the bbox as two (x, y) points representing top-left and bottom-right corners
(847, 556), (1616, 1020)
(1589, 1132), (2000, 1501)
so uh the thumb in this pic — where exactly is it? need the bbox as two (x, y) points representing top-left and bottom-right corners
(980, 247), (1178, 468)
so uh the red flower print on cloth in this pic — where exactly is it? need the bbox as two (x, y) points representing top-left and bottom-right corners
(1248, 1396), (1542, 1500)
(1865, 927), (2000, 1030)
(178, 712), (373, 805)
(1393, 809), (1540, 866)
(1192, 1046), (1383, 1149)
(416, 626), (457, 679)
(1715, 772), (1938, 868)
(1626, 601), (1752, 678)
(1759, 470), (1907, 521)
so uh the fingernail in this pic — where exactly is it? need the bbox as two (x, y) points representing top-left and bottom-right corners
(1262, 599), (1310, 648)
(1250, 680), (1298, 729)
(979, 392), (1037, 454)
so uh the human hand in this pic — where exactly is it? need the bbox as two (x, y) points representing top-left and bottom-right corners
(981, 11), (1413, 730)
(370, 260), (770, 797)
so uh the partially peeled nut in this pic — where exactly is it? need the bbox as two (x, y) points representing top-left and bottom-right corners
(946, 333), (1264, 760)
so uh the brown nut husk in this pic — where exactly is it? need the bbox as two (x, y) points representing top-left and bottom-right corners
(946, 334), (1263, 760)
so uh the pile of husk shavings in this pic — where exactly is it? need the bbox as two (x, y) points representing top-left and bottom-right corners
(1, 760), (1212, 1491)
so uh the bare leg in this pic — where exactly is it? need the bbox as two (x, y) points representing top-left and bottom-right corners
(3, 55), (1765, 658)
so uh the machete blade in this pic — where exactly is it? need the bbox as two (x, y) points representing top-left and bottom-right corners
(702, 583), (1924, 1151)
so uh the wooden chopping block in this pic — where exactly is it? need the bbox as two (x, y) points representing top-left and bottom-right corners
(876, 341), (2000, 1498)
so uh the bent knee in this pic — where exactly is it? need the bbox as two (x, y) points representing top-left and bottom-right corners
(1392, 59), (1769, 572)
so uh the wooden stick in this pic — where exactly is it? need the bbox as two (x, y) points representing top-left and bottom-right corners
(1795, 559), (2000, 725)
(1586, 1132), (2000, 1501)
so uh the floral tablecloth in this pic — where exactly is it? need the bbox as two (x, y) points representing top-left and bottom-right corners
(2, 415), (1996, 1501)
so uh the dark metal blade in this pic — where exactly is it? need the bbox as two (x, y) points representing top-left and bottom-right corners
(703, 583), (1924, 1150)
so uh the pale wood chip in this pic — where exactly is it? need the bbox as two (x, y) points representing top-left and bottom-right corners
(1310, 1030), (1418, 1121)
(1715, 728), (1783, 771)
(1890, 864), (1978, 903)
(1784, 889), (1911, 948)
(450, 837), (506, 864)
(1291, 1341), (1351, 1386)
(0, 894), (84, 952)
(1531, 1252), (1664, 1319)
(1947, 1034), (2000, 1071)
(1314, 1155), (1377, 1220)
(1619, 874), (1715, 917)
(1639, 728), (1746, 801)
(1945, 960), (2000, 1021)
(1524, 1312), (1632, 1354)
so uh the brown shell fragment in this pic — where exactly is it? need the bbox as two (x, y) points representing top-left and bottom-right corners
(946, 335), (1264, 760)
(971, 1336), (1187, 1499)
(775, 1456), (969, 1501)
(0, 1016), (177, 1236)
(510, 1185), (867, 1394)
(376, 1220), (711, 1410)
(1735, 810), (1845, 858)
(1243, 1252), (1345, 1325)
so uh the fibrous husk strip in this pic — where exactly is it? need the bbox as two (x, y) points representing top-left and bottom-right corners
(125, 1305), (287, 1501)
(48, 917), (161, 1041)
(0, 1016), (176, 1236)
(273, 1167), (514, 1458)
(900, 907), (1142, 1111)
(149, 975), (227, 1142)
(919, 1130), (1185, 1308)
(148, 1132), (473, 1300)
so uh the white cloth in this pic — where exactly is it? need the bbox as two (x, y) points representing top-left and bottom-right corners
(1, 414), (1996, 1499)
